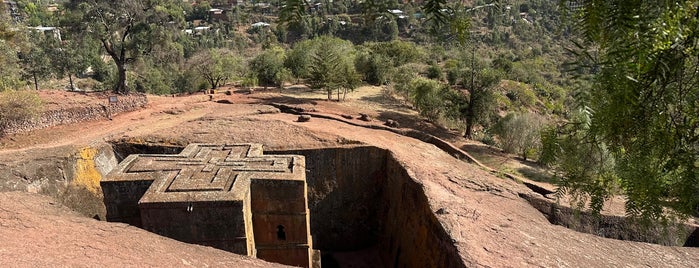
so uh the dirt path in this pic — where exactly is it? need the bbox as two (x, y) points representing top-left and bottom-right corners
(0, 94), (213, 154)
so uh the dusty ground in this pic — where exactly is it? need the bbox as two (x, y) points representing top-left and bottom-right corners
(0, 88), (697, 267)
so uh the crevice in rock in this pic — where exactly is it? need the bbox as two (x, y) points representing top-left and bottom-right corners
(102, 141), (468, 267)
(519, 192), (698, 247)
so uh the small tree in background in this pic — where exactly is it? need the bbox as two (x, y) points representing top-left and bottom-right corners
(46, 38), (93, 91)
(249, 46), (288, 88)
(494, 112), (547, 161)
(64, 0), (185, 94)
(0, 40), (22, 91)
(189, 48), (243, 89)
(462, 68), (500, 139)
(309, 47), (360, 101)
(408, 77), (443, 121)
(18, 34), (51, 91)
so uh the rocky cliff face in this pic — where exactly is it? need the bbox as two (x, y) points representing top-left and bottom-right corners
(0, 143), (117, 218)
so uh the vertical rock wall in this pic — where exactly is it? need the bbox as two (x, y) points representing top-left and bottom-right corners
(377, 155), (465, 268)
(270, 146), (388, 251)
(0, 143), (117, 219)
(271, 146), (465, 267)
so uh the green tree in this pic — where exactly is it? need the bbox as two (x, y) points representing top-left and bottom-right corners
(307, 37), (359, 100)
(249, 46), (288, 87)
(408, 77), (443, 121)
(0, 8), (22, 91)
(284, 39), (315, 81)
(354, 49), (392, 85)
(0, 40), (22, 91)
(45, 36), (94, 91)
(189, 48), (243, 89)
(18, 34), (51, 91)
(64, 0), (184, 94)
(555, 1), (699, 220)
(462, 68), (500, 139)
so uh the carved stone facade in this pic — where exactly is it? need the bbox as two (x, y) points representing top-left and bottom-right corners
(101, 144), (316, 267)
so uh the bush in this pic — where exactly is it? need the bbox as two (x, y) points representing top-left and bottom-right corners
(362, 40), (425, 67)
(426, 64), (443, 81)
(355, 50), (393, 85)
(409, 78), (443, 121)
(493, 112), (546, 160)
(174, 70), (202, 94)
(0, 90), (42, 134)
(503, 81), (538, 109)
(249, 46), (288, 87)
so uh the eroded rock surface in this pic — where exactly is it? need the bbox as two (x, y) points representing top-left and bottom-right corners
(0, 191), (288, 268)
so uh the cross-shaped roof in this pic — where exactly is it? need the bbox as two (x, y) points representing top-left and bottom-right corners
(105, 143), (303, 205)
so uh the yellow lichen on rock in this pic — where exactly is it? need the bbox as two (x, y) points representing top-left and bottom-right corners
(73, 147), (102, 195)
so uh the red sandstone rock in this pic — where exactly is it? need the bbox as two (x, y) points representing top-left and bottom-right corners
(0, 191), (289, 267)
(0, 90), (697, 267)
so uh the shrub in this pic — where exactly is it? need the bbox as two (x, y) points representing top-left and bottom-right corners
(249, 46), (288, 87)
(355, 49), (393, 85)
(0, 90), (42, 134)
(409, 78), (443, 121)
(426, 64), (443, 81)
(174, 70), (202, 94)
(493, 112), (547, 160)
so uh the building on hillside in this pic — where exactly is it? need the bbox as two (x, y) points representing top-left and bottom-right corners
(251, 22), (270, 28)
(566, 0), (585, 11)
(209, 8), (227, 21)
(29, 26), (61, 41)
(46, 4), (58, 13)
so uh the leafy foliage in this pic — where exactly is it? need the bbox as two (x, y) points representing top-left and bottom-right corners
(18, 35), (51, 90)
(306, 37), (359, 100)
(555, 0), (699, 220)
(493, 112), (546, 160)
(249, 46), (288, 87)
(462, 68), (501, 138)
(189, 48), (243, 89)
(64, 0), (184, 94)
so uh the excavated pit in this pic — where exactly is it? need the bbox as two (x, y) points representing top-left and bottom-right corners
(520, 193), (699, 247)
(107, 141), (465, 268)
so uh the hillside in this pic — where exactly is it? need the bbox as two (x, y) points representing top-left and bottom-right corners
(0, 89), (696, 267)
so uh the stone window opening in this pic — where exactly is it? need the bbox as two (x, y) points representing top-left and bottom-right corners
(277, 225), (286, 240)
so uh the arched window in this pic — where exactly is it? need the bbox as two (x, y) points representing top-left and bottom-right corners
(276, 225), (286, 240)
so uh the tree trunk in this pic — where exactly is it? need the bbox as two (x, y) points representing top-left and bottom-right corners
(68, 74), (75, 91)
(464, 119), (474, 139)
(115, 62), (128, 94)
(327, 89), (332, 100)
(33, 73), (38, 91)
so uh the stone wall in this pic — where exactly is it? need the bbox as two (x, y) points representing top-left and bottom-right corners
(3, 94), (147, 134)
